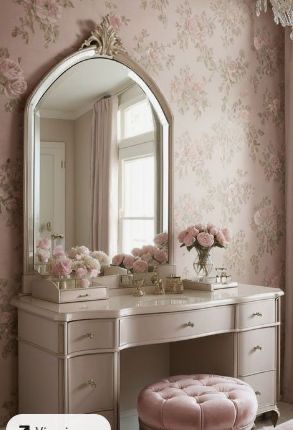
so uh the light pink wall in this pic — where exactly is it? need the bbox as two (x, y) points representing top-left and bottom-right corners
(0, 0), (284, 423)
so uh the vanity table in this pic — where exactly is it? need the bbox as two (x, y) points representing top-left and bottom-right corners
(13, 284), (283, 429)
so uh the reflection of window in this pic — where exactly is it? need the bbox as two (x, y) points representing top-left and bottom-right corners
(118, 95), (156, 253)
(119, 98), (154, 140)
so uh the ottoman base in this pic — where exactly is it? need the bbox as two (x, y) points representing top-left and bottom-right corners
(139, 419), (255, 430)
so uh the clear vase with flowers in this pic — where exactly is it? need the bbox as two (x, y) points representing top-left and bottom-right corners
(178, 223), (230, 281)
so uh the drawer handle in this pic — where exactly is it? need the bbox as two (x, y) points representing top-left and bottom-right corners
(255, 391), (261, 396)
(184, 322), (194, 328)
(252, 312), (263, 317)
(87, 378), (97, 389)
(86, 333), (94, 339)
(253, 345), (263, 351)
(78, 293), (89, 298)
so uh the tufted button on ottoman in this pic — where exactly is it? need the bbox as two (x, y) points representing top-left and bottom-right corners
(137, 374), (258, 430)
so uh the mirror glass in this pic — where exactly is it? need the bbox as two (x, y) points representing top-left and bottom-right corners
(33, 58), (169, 266)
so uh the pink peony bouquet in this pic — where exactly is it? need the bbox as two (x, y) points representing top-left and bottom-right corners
(178, 223), (230, 251)
(48, 245), (111, 279)
(178, 223), (230, 279)
(111, 253), (148, 273)
(112, 233), (168, 273)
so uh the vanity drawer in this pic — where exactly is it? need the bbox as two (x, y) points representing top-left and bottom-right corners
(238, 327), (276, 376)
(237, 300), (276, 329)
(119, 306), (234, 347)
(68, 319), (116, 353)
(68, 353), (114, 413)
(241, 371), (276, 411)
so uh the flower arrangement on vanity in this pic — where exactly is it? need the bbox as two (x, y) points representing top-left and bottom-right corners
(178, 223), (237, 291)
(32, 231), (173, 302)
(111, 232), (168, 273)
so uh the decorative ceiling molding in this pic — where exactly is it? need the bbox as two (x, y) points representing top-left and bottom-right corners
(80, 15), (127, 55)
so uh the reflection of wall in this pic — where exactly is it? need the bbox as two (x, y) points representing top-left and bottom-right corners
(74, 110), (92, 247)
(40, 118), (75, 249)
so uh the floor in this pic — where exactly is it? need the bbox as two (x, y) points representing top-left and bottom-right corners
(255, 403), (293, 429)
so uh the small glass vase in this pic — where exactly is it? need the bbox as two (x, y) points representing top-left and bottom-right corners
(193, 248), (213, 281)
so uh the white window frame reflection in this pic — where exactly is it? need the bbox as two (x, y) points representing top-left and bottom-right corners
(118, 95), (157, 253)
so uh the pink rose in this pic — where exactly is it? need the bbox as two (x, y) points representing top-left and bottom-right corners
(51, 257), (72, 277)
(141, 253), (153, 263)
(209, 227), (218, 236)
(178, 229), (188, 243)
(4, 79), (27, 97)
(112, 254), (125, 266)
(142, 245), (155, 255)
(132, 248), (142, 257)
(187, 226), (199, 237)
(216, 231), (227, 247)
(154, 249), (167, 264)
(197, 232), (214, 248)
(37, 237), (51, 250)
(0, 58), (23, 80)
(76, 267), (87, 279)
(53, 245), (65, 258)
(133, 259), (148, 273)
(154, 232), (168, 246)
(183, 233), (195, 247)
(123, 255), (135, 270)
(195, 223), (205, 232)
(35, 0), (62, 23)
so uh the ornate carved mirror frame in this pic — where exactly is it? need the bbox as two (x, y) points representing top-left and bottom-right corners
(23, 16), (174, 293)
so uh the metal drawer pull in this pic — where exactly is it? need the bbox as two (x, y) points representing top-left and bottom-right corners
(86, 333), (94, 339)
(78, 293), (89, 298)
(184, 322), (194, 328)
(255, 391), (261, 396)
(252, 312), (263, 317)
(253, 345), (263, 351)
(87, 378), (97, 388)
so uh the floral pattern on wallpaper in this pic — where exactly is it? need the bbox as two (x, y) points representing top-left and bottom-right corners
(140, 0), (169, 24)
(0, 48), (27, 112)
(105, 1), (130, 30)
(171, 66), (209, 117)
(132, 29), (174, 76)
(0, 278), (19, 359)
(0, 0), (285, 425)
(250, 197), (284, 274)
(0, 158), (22, 229)
(12, 0), (75, 47)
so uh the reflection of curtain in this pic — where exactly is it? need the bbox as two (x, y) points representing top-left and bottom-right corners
(91, 95), (118, 255)
(284, 31), (293, 401)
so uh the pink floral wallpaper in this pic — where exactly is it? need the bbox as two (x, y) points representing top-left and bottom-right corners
(0, 0), (285, 424)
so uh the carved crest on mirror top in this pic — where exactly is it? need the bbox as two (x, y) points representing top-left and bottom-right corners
(80, 15), (127, 56)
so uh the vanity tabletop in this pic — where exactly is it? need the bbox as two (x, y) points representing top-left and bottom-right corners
(12, 284), (284, 321)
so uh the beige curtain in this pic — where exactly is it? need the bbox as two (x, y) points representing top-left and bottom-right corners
(283, 30), (293, 401)
(91, 95), (118, 255)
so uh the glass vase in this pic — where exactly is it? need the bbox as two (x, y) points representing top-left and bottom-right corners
(193, 248), (213, 281)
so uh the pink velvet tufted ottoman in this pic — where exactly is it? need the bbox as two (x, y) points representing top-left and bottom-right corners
(137, 374), (258, 430)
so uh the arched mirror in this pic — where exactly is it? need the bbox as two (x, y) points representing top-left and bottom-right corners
(23, 16), (173, 292)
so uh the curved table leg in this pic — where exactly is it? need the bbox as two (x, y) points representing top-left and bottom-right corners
(271, 408), (280, 427)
